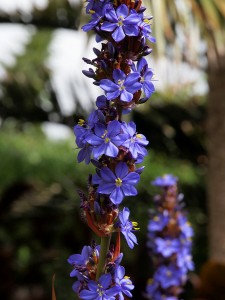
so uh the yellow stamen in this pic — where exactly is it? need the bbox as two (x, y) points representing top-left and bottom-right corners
(118, 16), (124, 26)
(101, 130), (107, 138)
(78, 119), (85, 126)
(115, 178), (122, 186)
(89, 9), (95, 14)
(132, 221), (140, 230)
(144, 18), (151, 25)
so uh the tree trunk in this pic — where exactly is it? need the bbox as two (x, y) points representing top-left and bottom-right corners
(207, 55), (225, 262)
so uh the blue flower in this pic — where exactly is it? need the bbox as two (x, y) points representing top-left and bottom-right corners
(151, 174), (178, 187)
(79, 273), (120, 300)
(154, 264), (182, 289)
(155, 237), (180, 257)
(178, 215), (194, 239)
(92, 162), (140, 204)
(114, 266), (134, 300)
(118, 207), (138, 249)
(147, 212), (169, 232)
(82, 2), (112, 32)
(177, 247), (194, 273)
(121, 121), (149, 159)
(136, 57), (155, 98)
(101, 4), (140, 42)
(138, 15), (156, 43)
(68, 245), (100, 277)
(85, 120), (126, 158)
(74, 110), (105, 164)
(68, 245), (92, 267)
(146, 175), (194, 299)
(85, 0), (110, 15)
(96, 95), (108, 108)
(100, 69), (142, 102)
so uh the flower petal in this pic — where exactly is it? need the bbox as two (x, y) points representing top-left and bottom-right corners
(115, 162), (129, 179)
(116, 4), (129, 19)
(113, 69), (126, 82)
(101, 21), (117, 32)
(100, 79), (118, 92)
(110, 186), (124, 204)
(123, 172), (140, 185)
(120, 89), (133, 102)
(107, 120), (121, 137)
(122, 184), (138, 196)
(100, 167), (116, 181)
(112, 26), (125, 42)
(98, 182), (116, 194)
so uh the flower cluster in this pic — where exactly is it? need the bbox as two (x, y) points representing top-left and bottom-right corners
(68, 242), (134, 300)
(68, 0), (155, 299)
(145, 175), (194, 300)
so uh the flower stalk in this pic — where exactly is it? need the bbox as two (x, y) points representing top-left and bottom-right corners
(96, 235), (111, 280)
(67, 0), (156, 298)
(145, 174), (194, 299)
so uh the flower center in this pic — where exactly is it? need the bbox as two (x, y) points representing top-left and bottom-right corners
(104, 137), (110, 143)
(118, 16), (124, 26)
(78, 119), (85, 126)
(166, 270), (172, 277)
(118, 79), (125, 90)
(115, 177), (123, 186)
(97, 284), (104, 296)
(140, 76), (145, 83)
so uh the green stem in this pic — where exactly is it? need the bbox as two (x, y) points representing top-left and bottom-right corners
(96, 235), (111, 280)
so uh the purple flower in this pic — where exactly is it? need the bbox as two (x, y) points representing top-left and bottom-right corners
(101, 4), (140, 42)
(82, 3), (112, 32)
(68, 245), (100, 277)
(92, 162), (140, 204)
(96, 95), (108, 108)
(79, 273), (120, 300)
(146, 280), (159, 298)
(100, 69), (142, 102)
(177, 247), (194, 273)
(118, 207), (138, 249)
(148, 212), (169, 232)
(82, 11), (102, 32)
(85, 0), (110, 15)
(138, 15), (156, 43)
(74, 110), (105, 164)
(85, 120), (126, 158)
(178, 215), (194, 239)
(155, 264), (182, 289)
(151, 174), (178, 187)
(115, 265), (134, 300)
(136, 58), (155, 98)
(121, 121), (149, 159)
(155, 237), (180, 257)
(146, 175), (194, 299)
(68, 245), (92, 267)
